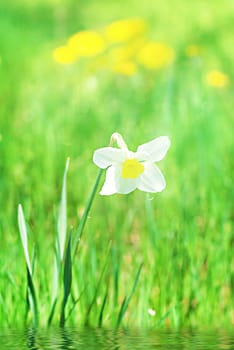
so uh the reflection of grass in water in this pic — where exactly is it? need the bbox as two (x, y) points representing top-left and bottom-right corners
(0, 0), (233, 329)
(3, 328), (234, 349)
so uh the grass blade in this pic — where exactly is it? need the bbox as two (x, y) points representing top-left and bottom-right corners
(18, 204), (38, 326)
(18, 204), (32, 275)
(48, 159), (69, 325)
(57, 157), (70, 261)
(27, 266), (39, 327)
(98, 287), (109, 327)
(47, 255), (59, 326)
(85, 242), (111, 326)
(65, 285), (88, 322)
(60, 233), (72, 327)
(116, 263), (143, 328)
(112, 246), (119, 307)
(116, 296), (127, 327)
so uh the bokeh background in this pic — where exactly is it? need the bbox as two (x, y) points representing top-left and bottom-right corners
(0, 0), (233, 328)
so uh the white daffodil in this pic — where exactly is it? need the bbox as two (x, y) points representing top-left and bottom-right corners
(93, 133), (170, 195)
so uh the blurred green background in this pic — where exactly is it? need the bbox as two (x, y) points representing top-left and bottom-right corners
(0, 0), (233, 329)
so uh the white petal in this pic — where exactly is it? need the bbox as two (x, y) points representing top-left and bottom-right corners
(137, 136), (170, 162)
(100, 165), (137, 195)
(135, 151), (149, 161)
(100, 165), (118, 195)
(137, 163), (166, 193)
(115, 166), (137, 194)
(93, 147), (126, 169)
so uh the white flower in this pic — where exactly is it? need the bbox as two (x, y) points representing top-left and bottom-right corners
(93, 133), (170, 195)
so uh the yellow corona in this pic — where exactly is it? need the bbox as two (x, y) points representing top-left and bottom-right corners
(121, 158), (144, 179)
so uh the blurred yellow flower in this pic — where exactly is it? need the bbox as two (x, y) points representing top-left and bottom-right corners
(206, 70), (229, 88)
(67, 30), (106, 57)
(185, 44), (201, 57)
(137, 42), (175, 70)
(105, 18), (147, 43)
(109, 46), (133, 63)
(112, 61), (137, 76)
(53, 45), (77, 64)
(108, 39), (145, 62)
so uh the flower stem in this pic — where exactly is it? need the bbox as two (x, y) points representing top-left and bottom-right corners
(72, 169), (103, 258)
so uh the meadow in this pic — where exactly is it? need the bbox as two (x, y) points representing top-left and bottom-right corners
(0, 0), (233, 330)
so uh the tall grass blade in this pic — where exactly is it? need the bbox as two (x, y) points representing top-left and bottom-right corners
(25, 282), (30, 323)
(112, 246), (119, 306)
(25, 246), (37, 324)
(47, 295), (57, 327)
(18, 204), (32, 275)
(18, 204), (38, 326)
(48, 159), (69, 325)
(116, 263), (143, 328)
(58, 157), (70, 261)
(60, 233), (72, 327)
(27, 266), (39, 327)
(85, 242), (111, 325)
(98, 287), (108, 327)
(116, 296), (127, 327)
(47, 255), (59, 326)
(65, 286), (87, 322)
(72, 169), (103, 257)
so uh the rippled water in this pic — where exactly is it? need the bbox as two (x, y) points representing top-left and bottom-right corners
(0, 328), (234, 349)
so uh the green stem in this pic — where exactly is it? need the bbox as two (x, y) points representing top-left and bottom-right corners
(72, 169), (103, 258)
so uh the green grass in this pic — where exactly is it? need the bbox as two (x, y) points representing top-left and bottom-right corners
(0, 0), (233, 329)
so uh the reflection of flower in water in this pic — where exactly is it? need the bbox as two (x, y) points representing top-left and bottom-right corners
(53, 45), (77, 64)
(137, 42), (175, 69)
(205, 70), (229, 88)
(185, 44), (202, 57)
(105, 18), (147, 43)
(67, 30), (106, 57)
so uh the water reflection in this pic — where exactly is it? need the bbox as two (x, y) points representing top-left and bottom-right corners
(0, 328), (234, 349)
(25, 328), (38, 350)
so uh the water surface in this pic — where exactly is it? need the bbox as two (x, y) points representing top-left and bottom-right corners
(0, 328), (234, 349)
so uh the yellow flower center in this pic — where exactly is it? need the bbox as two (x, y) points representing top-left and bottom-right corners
(121, 158), (144, 179)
